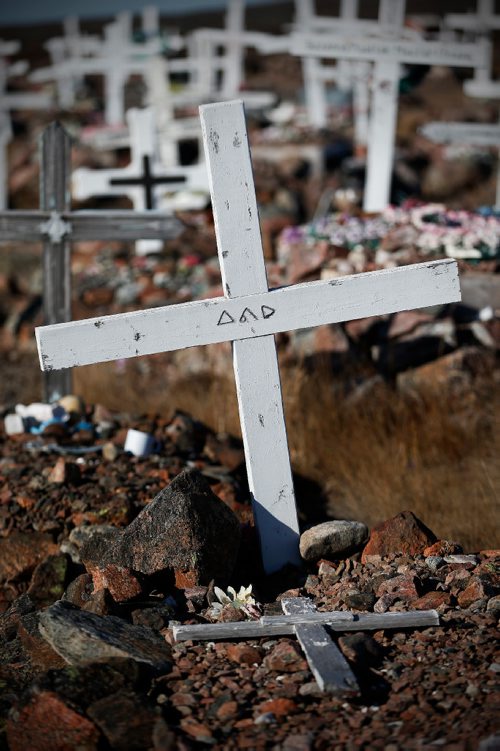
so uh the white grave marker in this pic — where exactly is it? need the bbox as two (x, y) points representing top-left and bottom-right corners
(30, 12), (164, 126)
(169, 0), (279, 108)
(445, 1), (499, 100)
(72, 107), (208, 252)
(292, 2), (488, 211)
(0, 44), (53, 209)
(420, 120), (500, 209)
(36, 101), (461, 573)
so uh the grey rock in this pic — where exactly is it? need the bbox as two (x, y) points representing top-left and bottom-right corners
(425, 556), (445, 573)
(81, 469), (241, 586)
(299, 520), (368, 562)
(38, 601), (172, 673)
(486, 596), (500, 615)
(61, 524), (118, 565)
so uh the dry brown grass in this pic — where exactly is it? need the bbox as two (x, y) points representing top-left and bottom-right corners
(73, 352), (500, 553)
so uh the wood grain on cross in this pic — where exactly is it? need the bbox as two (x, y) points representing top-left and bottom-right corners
(36, 100), (461, 573)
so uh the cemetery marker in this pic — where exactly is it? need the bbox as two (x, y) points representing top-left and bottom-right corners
(420, 120), (500, 208)
(173, 596), (439, 695)
(36, 100), (461, 573)
(0, 122), (182, 403)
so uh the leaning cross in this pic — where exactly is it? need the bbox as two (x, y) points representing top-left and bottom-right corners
(173, 596), (439, 695)
(36, 100), (461, 573)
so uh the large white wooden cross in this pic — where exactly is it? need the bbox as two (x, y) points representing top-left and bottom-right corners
(292, 1), (488, 211)
(36, 100), (461, 574)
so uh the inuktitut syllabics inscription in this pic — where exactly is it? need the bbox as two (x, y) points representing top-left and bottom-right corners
(217, 305), (275, 325)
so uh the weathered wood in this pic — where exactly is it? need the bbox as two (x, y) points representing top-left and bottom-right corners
(0, 211), (183, 242)
(281, 597), (359, 695)
(199, 99), (301, 573)
(292, 34), (485, 68)
(36, 258), (460, 371)
(40, 122), (72, 402)
(172, 608), (439, 641)
(420, 122), (500, 147)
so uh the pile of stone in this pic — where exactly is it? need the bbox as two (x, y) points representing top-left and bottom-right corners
(0, 455), (498, 749)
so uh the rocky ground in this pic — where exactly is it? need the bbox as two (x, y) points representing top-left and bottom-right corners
(0, 406), (499, 751)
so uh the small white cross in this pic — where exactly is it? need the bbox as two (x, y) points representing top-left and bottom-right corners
(72, 107), (208, 253)
(36, 101), (461, 574)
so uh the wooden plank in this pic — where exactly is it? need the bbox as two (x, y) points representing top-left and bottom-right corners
(420, 122), (500, 146)
(172, 609), (440, 642)
(281, 598), (359, 695)
(199, 99), (300, 573)
(0, 211), (183, 242)
(40, 122), (72, 402)
(36, 258), (460, 372)
(291, 34), (486, 68)
(363, 58), (400, 212)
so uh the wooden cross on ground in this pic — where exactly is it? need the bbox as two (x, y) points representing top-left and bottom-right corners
(173, 596), (439, 695)
(0, 122), (182, 403)
(36, 100), (460, 573)
(292, 0), (488, 211)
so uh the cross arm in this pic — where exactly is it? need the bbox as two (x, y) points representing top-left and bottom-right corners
(172, 609), (439, 641)
(420, 122), (500, 147)
(0, 211), (183, 242)
(36, 258), (460, 372)
(292, 34), (487, 68)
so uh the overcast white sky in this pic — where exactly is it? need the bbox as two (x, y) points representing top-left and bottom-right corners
(0, 0), (282, 25)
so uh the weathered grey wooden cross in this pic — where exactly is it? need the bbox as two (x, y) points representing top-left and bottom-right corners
(0, 122), (182, 402)
(173, 596), (439, 695)
(36, 100), (461, 574)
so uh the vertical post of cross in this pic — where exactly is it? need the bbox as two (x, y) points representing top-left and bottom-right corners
(363, 0), (406, 212)
(200, 100), (301, 573)
(40, 122), (72, 402)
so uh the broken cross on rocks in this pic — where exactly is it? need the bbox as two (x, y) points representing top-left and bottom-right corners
(173, 596), (440, 695)
(36, 100), (461, 573)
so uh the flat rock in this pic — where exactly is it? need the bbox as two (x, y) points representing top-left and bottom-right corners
(299, 520), (368, 562)
(81, 469), (241, 587)
(361, 511), (436, 562)
(38, 601), (172, 673)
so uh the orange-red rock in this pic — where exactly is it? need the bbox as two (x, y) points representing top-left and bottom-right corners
(6, 691), (100, 751)
(361, 511), (436, 563)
